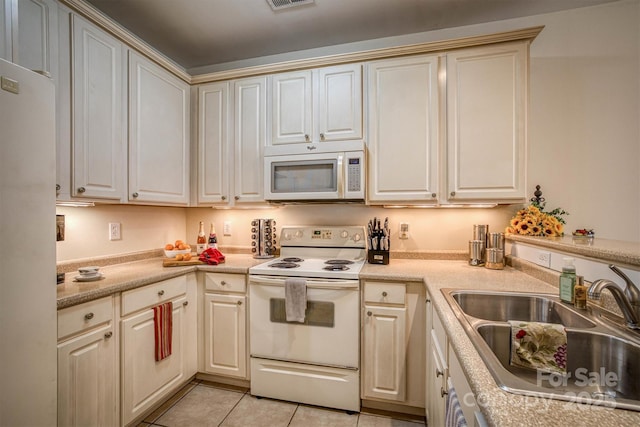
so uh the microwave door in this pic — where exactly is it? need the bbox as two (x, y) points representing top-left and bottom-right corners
(266, 155), (340, 200)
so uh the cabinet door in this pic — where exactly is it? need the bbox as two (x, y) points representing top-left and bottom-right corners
(317, 64), (362, 142)
(0, 0), (9, 61)
(121, 295), (187, 425)
(129, 51), (190, 205)
(271, 70), (312, 145)
(16, 0), (57, 74)
(446, 42), (527, 202)
(367, 55), (440, 203)
(203, 293), (247, 378)
(57, 324), (117, 427)
(71, 15), (125, 200)
(363, 305), (406, 402)
(233, 76), (266, 204)
(197, 81), (230, 204)
(427, 339), (447, 427)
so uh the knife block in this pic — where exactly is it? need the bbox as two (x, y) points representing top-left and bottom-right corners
(367, 250), (389, 265)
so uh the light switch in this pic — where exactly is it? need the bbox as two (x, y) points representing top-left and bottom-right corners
(109, 223), (121, 241)
(399, 223), (409, 239)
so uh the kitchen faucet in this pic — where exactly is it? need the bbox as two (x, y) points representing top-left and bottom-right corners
(588, 264), (640, 329)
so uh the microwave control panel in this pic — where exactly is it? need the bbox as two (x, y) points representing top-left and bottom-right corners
(347, 157), (361, 192)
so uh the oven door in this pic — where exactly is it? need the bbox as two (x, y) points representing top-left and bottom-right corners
(249, 275), (359, 368)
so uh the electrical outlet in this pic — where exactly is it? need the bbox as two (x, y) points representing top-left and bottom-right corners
(109, 222), (121, 241)
(223, 221), (232, 236)
(535, 250), (551, 268)
(399, 223), (409, 239)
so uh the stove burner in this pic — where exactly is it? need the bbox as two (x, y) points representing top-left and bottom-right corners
(325, 259), (354, 265)
(323, 265), (350, 272)
(282, 257), (304, 263)
(269, 262), (300, 269)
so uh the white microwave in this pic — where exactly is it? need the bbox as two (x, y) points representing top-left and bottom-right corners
(264, 146), (365, 202)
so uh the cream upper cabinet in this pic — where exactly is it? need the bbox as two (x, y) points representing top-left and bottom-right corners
(367, 55), (440, 203)
(71, 14), (126, 201)
(446, 41), (527, 203)
(1, 0), (58, 73)
(197, 76), (266, 206)
(197, 81), (230, 204)
(129, 51), (190, 205)
(271, 64), (362, 146)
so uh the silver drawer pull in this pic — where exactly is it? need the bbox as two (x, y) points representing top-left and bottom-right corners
(220, 281), (227, 286)
(84, 312), (94, 320)
(436, 368), (444, 378)
(104, 331), (113, 339)
(158, 290), (165, 296)
(183, 301), (189, 306)
(441, 387), (448, 397)
(382, 291), (388, 297)
(237, 301), (242, 306)
(367, 311), (372, 317)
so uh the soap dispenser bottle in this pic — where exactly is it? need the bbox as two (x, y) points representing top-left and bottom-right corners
(559, 257), (577, 304)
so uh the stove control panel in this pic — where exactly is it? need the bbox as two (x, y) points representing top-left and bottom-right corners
(279, 226), (366, 249)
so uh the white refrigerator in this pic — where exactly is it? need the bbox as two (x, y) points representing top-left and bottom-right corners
(0, 58), (57, 425)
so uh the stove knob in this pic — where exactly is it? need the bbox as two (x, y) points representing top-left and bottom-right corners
(294, 230), (304, 239)
(352, 232), (362, 242)
(283, 232), (291, 241)
(340, 230), (349, 239)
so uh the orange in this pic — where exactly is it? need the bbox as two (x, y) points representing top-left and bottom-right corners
(165, 243), (174, 250)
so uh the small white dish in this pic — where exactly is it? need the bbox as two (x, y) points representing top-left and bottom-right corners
(164, 249), (191, 258)
(74, 273), (104, 282)
(78, 266), (100, 275)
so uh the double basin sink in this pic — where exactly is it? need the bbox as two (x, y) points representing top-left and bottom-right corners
(442, 289), (640, 411)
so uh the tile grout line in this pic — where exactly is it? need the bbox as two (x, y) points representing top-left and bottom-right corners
(146, 379), (202, 426)
(217, 389), (251, 426)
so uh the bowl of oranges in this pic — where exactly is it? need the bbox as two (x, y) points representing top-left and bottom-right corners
(164, 240), (193, 260)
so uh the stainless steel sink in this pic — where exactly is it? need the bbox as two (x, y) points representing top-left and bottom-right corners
(449, 290), (596, 328)
(442, 288), (640, 411)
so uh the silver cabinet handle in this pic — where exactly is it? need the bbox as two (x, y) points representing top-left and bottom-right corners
(221, 195), (227, 200)
(77, 187), (86, 193)
(426, 298), (431, 303)
(441, 387), (448, 397)
(234, 195), (240, 200)
(436, 368), (444, 378)
(183, 301), (189, 306)
(56, 184), (61, 191)
(367, 311), (372, 317)
(104, 331), (113, 339)
(132, 192), (139, 198)
(382, 291), (388, 297)
(320, 133), (325, 141)
(84, 312), (94, 320)
(237, 301), (243, 306)
(431, 193), (436, 198)
(220, 281), (227, 286)
(304, 134), (310, 142)
(450, 191), (456, 197)
(158, 290), (165, 296)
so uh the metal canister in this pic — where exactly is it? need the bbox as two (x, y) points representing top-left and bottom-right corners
(487, 232), (505, 250)
(473, 225), (489, 246)
(485, 248), (505, 270)
(469, 240), (485, 266)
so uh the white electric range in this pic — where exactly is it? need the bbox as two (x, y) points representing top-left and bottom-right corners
(248, 225), (366, 412)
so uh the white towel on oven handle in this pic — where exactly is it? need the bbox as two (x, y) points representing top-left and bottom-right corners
(285, 278), (307, 323)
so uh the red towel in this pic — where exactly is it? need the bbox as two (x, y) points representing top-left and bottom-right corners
(199, 248), (226, 265)
(153, 302), (172, 361)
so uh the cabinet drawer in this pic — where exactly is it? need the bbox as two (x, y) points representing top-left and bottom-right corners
(121, 276), (186, 316)
(204, 272), (246, 293)
(364, 281), (406, 305)
(58, 296), (113, 340)
(432, 310), (447, 352)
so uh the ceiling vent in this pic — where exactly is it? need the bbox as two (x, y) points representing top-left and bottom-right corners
(267, 0), (314, 11)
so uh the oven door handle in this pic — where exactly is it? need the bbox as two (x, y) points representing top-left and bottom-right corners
(249, 275), (359, 290)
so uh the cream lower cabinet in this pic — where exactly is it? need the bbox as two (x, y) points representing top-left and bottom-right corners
(202, 272), (248, 379)
(120, 274), (197, 426)
(426, 291), (485, 426)
(57, 296), (117, 427)
(362, 281), (425, 409)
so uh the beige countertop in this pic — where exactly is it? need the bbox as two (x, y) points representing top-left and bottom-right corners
(363, 259), (640, 426)
(57, 254), (640, 425)
(507, 234), (640, 267)
(56, 253), (264, 309)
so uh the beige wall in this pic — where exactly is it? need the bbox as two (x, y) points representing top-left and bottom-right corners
(56, 0), (640, 262)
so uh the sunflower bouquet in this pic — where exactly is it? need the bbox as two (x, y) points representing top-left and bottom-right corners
(506, 201), (568, 237)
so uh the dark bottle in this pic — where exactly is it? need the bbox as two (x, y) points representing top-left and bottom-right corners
(208, 223), (218, 250)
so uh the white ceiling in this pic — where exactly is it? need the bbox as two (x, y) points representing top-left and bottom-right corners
(83, 0), (616, 71)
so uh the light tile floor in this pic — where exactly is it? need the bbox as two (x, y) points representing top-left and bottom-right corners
(138, 380), (426, 427)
